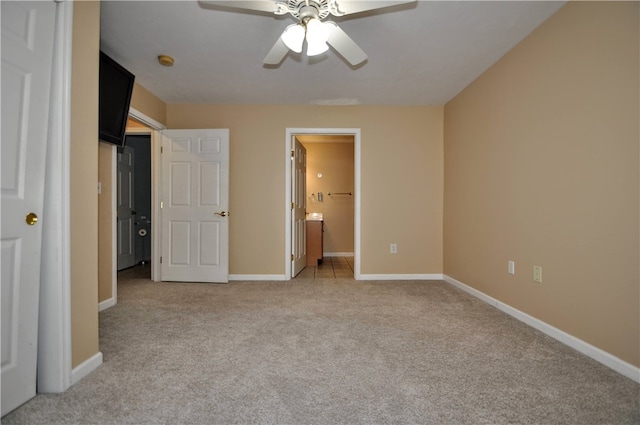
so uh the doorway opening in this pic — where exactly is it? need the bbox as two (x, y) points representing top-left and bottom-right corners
(116, 134), (152, 272)
(297, 135), (354, 279)
(285, 128), (361, 280)
(98, 110), (164, 319)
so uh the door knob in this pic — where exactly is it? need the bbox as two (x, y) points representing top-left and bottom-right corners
(214, 211), (229, 217)
(25, 212), (38, 225)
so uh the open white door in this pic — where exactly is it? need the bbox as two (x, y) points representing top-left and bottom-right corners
(291, 138), (307, 276)
(117, 146), (136, 270)
(160, 129), (229, 283)
(1, 0), (57, 415)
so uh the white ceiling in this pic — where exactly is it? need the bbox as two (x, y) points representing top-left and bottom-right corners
(99, 1), (565, 106)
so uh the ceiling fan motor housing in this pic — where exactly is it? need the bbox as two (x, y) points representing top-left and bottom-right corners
(287, 0), (331, 20)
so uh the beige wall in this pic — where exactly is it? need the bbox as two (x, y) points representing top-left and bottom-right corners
(444, 1), (639, 367)
(126, 117), (151, 128)
(70, 1), (100, 368)
(167, 105), (444, 275)
(300, 137), (355, 254)
(131, 82), (167, 125)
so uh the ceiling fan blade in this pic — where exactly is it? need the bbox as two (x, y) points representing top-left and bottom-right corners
(326, 22), (367, 66)
(263, 36), (290, 65)
(201, 1), (286, 14)
(331, 0), (416, 16)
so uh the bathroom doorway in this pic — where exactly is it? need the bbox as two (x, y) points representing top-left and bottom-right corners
(298, 135), (354, 278)
(285, 128), (361, 280)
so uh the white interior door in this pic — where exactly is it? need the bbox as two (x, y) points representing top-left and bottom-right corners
(117, 146), (136, 270)
(292, 138), (307, 276)
(1, 0), (57, 415)
(160, 129), (229, 283)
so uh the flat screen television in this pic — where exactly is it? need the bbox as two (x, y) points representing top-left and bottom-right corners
(99, 51), (135, 146)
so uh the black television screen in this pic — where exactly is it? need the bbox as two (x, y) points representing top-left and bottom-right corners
(99, 51), (135, 146)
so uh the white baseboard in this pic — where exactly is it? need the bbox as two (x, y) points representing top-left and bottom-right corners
(443, 275), (640, 384)
(71, 351), (103, 385)
(229, 274), (286, 281)
(359, 274), (444, 281)
(324, 252), (354, 257)
(98, 297), (116, 312)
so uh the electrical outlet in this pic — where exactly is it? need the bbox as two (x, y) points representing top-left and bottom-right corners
(533, 265), (542, 283)
(390, 243), (397, 254)
(508, 261), (515, 275)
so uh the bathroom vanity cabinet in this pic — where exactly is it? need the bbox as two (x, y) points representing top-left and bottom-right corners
(306, 219), (323, 266)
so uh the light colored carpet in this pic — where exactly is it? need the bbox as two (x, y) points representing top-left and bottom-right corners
(4, 266), (639, 424)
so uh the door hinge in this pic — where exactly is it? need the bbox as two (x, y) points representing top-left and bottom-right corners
(160, 201), (163, 209)
(161, 146), (164, 154)
(160, 256), (163, 264)
(291, 254), (294, 261)
(291, 150), (294, 159)
(291, 202), (295, 210)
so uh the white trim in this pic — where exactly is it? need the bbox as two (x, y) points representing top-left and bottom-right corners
(128, 106), (166, 130)
(229, 274), (286, 281)
(70, 352), (103, 386)
(110, 144), (117, 305)
(98, 298), (116, 312)
(104, 143), (122, 308)
(285, 128), (362, 280)
(37, 0), (72, 394)
(324, 252), (355, 257)
(443, 275), (640, 384)
(150, 131), (161, 282)
(359, 274), (444, 281)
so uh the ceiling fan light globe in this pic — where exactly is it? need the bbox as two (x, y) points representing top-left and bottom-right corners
(305, 18), (330, 44)
(306, 40), (329, 56)
(281, 24), (305, 53)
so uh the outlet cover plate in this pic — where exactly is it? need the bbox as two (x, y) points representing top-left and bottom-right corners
(533, 265), (542, 283)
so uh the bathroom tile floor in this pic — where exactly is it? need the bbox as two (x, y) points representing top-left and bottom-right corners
(296, 256), (354, 279)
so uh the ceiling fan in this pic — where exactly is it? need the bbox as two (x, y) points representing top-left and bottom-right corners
(204, 0), (416, 66)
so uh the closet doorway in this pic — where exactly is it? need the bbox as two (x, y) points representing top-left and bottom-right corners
(117, 134), (152, 271)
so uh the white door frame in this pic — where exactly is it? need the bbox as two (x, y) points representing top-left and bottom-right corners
(99, 142), (118, 312)
(37, 0), (72, 394)
(284, 128), (361, 280)
(124, 107), (166, 283)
